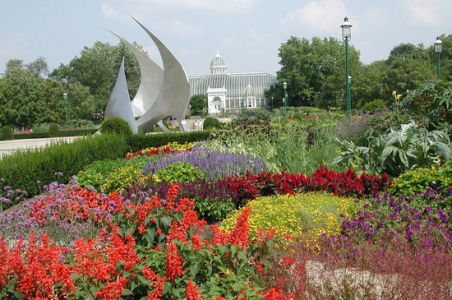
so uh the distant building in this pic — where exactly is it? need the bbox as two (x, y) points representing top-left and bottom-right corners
(188, 52), (276, 115)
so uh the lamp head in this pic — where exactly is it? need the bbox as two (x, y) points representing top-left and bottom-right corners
(341, 16), (352, 40)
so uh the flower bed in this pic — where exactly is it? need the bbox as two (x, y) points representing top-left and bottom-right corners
(0, 185), (293, 299)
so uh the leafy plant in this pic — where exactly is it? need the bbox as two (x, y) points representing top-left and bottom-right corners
(334, 121), (451, 175)
(401, 80), (452, 131)
(101, 116), (132, 136)
(48, 123), (60, 137)
(203, 117), (221, 131)
(389, 159), (452, 195)
(154, 162), (205, 183)
(1, 125), (14, 140)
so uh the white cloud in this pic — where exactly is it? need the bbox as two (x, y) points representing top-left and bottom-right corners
(404, 0), (440, 25)
(282, 0), (347, 34)
(149, 0), (257, 14)
(166, 20), (203, 38)
(100, 3), (129, 22)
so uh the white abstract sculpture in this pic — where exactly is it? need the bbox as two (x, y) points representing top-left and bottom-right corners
(104, 57), (138, 133)
(105, 18), (190, 133)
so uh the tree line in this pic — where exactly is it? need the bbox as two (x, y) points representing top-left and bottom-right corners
(266, 34), (451, 109)
(0, 34), (450, 128)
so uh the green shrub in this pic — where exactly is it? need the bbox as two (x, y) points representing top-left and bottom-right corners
(203, 117), (222, 130)
(195, 198), (236, 224)
(48, 123), (60, 137)
(220, 192), (358, 248)
(401, 80), (452, 131)
(155, 162), (205, 183)
(1, 125), (14, 140)
(334, 121), (452, 176)
(126, 131), (211, 152)
(100, 117), (132, 136)
(77, 156), (151, 192)
(0, 134), (128, 206)
(363, 99), (386, 112)
(390, 160), (452, 196)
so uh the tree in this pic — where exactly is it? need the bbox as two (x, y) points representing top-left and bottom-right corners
(49, 41), (141, 120)
(426, 34), (452, 82)
(275, 36), (361, 109)
(383, 43), (433, 99)
(352, 60), (389, 107)
(189, 95), (207, 115)
(0, 64), (65, 128)
(27, 57), (49, 78)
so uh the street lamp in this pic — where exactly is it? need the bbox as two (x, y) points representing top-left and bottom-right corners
(283, 81), (288, 111)
(434, 36), (442, 81)
(341, 16), (352, 114)
(63, 92), (68, 125)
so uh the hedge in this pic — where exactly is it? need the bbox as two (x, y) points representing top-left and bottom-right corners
(0, 134), (127, 206)
(126, 131), (212, 152)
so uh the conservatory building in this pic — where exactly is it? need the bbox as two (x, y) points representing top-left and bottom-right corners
(188, 52), (276, 115)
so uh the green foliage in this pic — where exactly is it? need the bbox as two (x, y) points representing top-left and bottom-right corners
(155, 162), (205, 183)
(362, 99), (386, 112)
(50, 41), (141, 121)
(390, 160), (452, 196)
(126, 131), (212, 152)
(48, 123), (60, 137)
(0, 65), (65, 128)
(208, 119), (338, 173)
(203, 117), (222, 130)
(273, 36), (360, 108)
(100, 117), (132, 136)
(220, 192), (358, 247)
(189, 95), (207, 116)
(401, 80), (451, 132)
(76, 156), (150, 192)
(234, 109), (271, 123)
(1, 125), (14, 140)
(0, 135), (127, 201)
(334, 122), (451, 176)
(194, 198), (236, 224)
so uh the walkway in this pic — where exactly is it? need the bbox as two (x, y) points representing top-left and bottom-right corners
(0, 137), (81, 159)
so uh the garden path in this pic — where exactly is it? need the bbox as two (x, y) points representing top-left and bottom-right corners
(0, 136), (81, 159)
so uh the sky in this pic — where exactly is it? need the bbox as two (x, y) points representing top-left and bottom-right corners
(0, 0), (450, 76)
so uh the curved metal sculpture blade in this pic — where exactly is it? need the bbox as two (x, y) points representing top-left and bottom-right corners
(105, 57), (138, 133)
(109, 31), (164, 117)
(133, 18), (190, 132)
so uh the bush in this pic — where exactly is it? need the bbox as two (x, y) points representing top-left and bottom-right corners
(76, 156), (151, 193)
(203, 117), (221, 130)
(48, 123), (60, 137)
(0, 134), (128, 206)
(1, 125), (14, 140)
(362, 99), (386, 112)
(126, 131), (211, 152)
(100, 117), (132, 136)
(389, 160), (452, 195)
(334, 121), (451, 176)
(220, 192), (358, 247)
(154, 162), (205, 183)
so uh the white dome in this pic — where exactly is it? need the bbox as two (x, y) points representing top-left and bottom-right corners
(210, 51), (227, 74)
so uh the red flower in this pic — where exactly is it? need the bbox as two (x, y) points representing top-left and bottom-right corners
(95, 277), (128, 300)
(165, 241), (184, 280)
(186, 280), (202, 300)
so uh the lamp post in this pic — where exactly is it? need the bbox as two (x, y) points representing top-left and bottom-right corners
(434, 36), (442, 81)
(341, 16), (352, 114)
(63, 92), (68, 125)
(283, 81), (288, 111)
